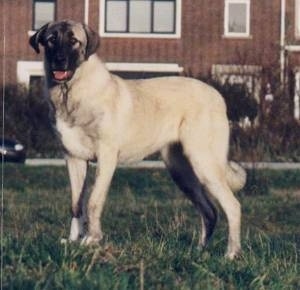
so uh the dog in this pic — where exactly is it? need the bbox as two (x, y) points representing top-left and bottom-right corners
(29, 20), (246, 259)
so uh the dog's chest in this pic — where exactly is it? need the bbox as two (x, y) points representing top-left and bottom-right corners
(55, 118), (95, 160)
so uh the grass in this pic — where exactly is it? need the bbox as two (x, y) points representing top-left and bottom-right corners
(2, 165), (300, 289)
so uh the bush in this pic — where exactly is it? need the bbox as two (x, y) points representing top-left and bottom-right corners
(1, 81), (299, 161)
(228, 82), (300, 162)
(1, 84), (30, 145)
(1, 83), (61, 157)
(229, 120), (300, 162)
(205, 79), (258, 123)
(204, 78), (300, 162)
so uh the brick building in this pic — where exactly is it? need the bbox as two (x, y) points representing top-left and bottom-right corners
(1, 0), (300, 119)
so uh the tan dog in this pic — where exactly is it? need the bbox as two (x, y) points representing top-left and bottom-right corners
(29, 20), (246, 259)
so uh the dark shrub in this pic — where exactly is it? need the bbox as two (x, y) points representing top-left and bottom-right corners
(1, 83), (61, 157)
(205, 79), (258, 123)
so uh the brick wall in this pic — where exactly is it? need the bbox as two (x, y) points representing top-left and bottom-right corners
(98, 0), (282, 79)
(1, 0), (300, 86)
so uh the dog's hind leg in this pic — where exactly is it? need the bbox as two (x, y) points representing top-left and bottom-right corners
(161, 143), (218, 248)
(66, 157), (88, 241)
(179, 115), (241, 259)
(188, 157), (241, 259)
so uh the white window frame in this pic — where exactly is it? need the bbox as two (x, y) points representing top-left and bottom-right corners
(105, 62), (183, 73)
(17, 61), (44, 87)
(224, 0), (251, 38)
(295, 0), (300, 38)
(99, 0), (182, 38)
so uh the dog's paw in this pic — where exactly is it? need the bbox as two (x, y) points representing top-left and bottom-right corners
(80, 234), (102, 246)
(69, 217), (85, 242)
(225, 249), (242, 260)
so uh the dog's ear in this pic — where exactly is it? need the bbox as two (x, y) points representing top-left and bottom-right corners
(83, 24), (100, 59)
(29, 23), (49, 53)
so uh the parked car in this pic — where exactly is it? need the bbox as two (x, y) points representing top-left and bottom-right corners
(0, 138), (26, 163)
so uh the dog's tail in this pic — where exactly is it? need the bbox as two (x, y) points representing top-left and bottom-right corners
(226, 161), (247, 192)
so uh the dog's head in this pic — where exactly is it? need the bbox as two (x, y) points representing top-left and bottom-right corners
(29, 20), (99, 83)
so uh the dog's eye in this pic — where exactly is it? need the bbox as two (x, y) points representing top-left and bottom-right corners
(47, 36), (56, 44)
(70, 38), (78, 46)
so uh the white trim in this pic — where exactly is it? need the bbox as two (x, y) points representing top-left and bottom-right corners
(17, 61), (44, 87)
(212, 64), (262, 75)
(280, 0), (286, 85)
(99, 0), (182, 39)
(285, 45), (300, 52)
(294, 69), (300, 119)
(84, 0), (89, 25)
(224, 0), (251, 38)
(105, 62), (183, 73)
(296, 0), (300, 38)
(28, 30), (36, 37)
(17, 61), (183, 87)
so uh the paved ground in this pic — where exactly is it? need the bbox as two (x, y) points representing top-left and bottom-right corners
(273, 189), (300, 199)
(25, 159), (300, 170)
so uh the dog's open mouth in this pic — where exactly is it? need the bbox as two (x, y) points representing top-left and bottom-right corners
(52, 70), (74, 82)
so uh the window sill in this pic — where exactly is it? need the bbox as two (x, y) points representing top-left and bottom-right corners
(100, 31), (181, 39)
(222, 34), (253, 40)
(28, 30), (36, 37)
(105, 62), (184, 73)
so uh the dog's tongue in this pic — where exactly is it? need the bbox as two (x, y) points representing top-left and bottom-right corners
(53, 71), (71, 81)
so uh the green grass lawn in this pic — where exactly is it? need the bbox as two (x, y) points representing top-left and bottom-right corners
(2, 165), (300, 290)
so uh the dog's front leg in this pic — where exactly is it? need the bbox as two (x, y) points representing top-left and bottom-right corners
(66, 157), (88, 241)
(81, 143), (118, 245)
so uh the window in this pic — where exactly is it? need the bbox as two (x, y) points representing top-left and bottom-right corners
(33, 0), (56, 30)
(101, 0), (181, 38)
(224, 0), (250, 37)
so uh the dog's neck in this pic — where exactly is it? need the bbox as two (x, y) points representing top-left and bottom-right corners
(47, 54), (112, 110)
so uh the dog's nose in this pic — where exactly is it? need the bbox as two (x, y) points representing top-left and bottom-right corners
(56, 54), (67, 62)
